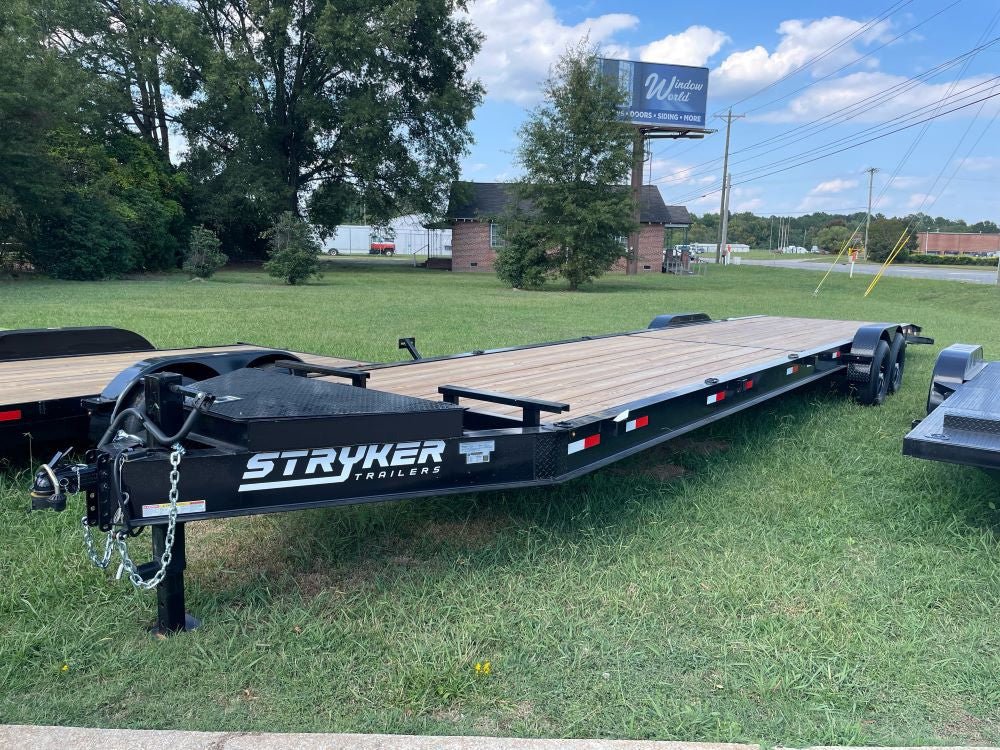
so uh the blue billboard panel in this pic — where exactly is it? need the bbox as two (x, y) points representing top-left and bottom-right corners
(599, 58), (709, 128)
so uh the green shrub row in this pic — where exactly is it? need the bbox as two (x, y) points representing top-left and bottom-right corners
(904, 253), (998, 266)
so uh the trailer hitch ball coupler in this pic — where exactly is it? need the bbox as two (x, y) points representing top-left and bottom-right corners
(30, 467), (67, 512)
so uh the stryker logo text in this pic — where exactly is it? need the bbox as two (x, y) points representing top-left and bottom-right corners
(238, 440), (444, 492)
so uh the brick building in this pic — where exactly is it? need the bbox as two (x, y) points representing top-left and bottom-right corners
(446, 182), (691, 273)
(916, 231), (1000, 256)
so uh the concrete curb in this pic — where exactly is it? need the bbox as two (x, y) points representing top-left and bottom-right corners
(0, 726), (758, 750)
(3, 727), (997, 750)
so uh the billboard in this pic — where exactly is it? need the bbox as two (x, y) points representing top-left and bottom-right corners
(598, 58), (709, 128)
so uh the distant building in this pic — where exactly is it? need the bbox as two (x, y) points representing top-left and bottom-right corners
(322, 214), (451, 256)
(445, 182), (691, 273)
(917, 231), (1000, 257)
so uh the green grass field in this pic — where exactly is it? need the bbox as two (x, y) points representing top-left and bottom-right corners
(1, 264), (998, 745)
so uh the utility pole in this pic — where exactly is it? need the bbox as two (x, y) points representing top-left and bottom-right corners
(627, 129), (645, 275)
(863, 167), (878, 261)
(718, 173), (732, 263)
(715, 109), (744, 263)
(768, 215), (774, 253)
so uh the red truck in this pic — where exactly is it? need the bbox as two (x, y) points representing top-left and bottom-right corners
(369, 242), (395, 256)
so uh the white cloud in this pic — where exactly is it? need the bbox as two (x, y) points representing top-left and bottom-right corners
(640, 26), (729, 67)
(756, 72), (1000, 124)
(906, 192), (933, 210)
(463, 0), (638, 104)
(957, 156), (1000, 172)
(711, 16), (891, 97)
(810, 178), (858, 194)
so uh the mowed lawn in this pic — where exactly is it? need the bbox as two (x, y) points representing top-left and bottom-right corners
(1, 263), (998, 745)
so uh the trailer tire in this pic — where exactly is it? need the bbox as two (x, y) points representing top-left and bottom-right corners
(853, 339), (891, 406)
(887, 332), (906, 394)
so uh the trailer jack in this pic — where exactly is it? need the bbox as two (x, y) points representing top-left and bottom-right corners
(29, 374), (203, 636)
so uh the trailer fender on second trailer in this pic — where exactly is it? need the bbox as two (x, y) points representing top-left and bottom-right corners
(0, 327), (361, 453)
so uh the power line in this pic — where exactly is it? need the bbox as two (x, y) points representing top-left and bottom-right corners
(734, 87), (1000, 187)
(724, 0), (915, 109)
(650, 35), (1000, 187)
(661, 75), (1000, 194)
(743, 0), (964, 115)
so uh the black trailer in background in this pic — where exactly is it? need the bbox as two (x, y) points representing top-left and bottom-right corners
(28, 314), (930, 635)
(0, 327), (360, 455)
(905, 343), (1000, 473)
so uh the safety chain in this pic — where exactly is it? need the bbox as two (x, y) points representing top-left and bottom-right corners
(81, 445), (185, 591)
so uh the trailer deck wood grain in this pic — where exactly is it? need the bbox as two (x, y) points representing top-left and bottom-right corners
(1, 346), (360, 404)
(356, 316), (870, 422)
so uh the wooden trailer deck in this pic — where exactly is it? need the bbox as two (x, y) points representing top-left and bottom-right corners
(1, 345), (360, 404)
(354, 316), (871, 423)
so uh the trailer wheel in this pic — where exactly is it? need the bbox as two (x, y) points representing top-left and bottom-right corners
(887, 332), (906, 394)
(852, 339), (891, 406)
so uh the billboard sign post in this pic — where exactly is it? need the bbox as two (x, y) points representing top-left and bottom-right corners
(598, 58), (710, 128)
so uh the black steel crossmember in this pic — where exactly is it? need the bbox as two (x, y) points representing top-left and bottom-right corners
(438, 384), (569, 427)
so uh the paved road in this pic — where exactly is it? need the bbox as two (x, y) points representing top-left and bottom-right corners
(734, 258), (998, 284)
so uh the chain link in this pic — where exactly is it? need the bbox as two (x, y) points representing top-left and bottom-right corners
(81, 445), (185, 591)
(82, 515), (114, 569)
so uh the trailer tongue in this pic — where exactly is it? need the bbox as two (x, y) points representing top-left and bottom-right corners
(30, 313), (929, 635)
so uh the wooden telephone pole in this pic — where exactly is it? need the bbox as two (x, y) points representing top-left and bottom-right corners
(715, 109), (744, 263)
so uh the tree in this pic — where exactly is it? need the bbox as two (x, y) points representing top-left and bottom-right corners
(172, 0), (483, 257)
(183, 225), (227, 278)
(497, 42), (636, 290)
(45, 0), (192, 157)
(814, 225), (854, 253)
(263, 211), (320, 284)
(867, 216), (916, 262)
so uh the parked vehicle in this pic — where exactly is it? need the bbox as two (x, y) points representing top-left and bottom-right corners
(369, 242), (396, 256)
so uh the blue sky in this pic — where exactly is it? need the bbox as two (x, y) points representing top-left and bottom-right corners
(458, 0), (1000, 222)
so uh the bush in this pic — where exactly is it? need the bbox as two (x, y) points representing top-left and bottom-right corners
(262, 211), (321, 285)
(32, 193), (137, 279)
(904, 253), (997, 267)
(183, 225), (227, 278)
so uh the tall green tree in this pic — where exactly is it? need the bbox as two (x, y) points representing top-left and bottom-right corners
(172, 0), (482, 258)
(867, 216), (917, 262)
(814, 225), (854, 253)
(496, 42), (636, 290)
(46, 0), (191, 157)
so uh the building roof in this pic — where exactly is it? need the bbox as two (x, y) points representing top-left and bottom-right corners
(447, 182), (691, 226)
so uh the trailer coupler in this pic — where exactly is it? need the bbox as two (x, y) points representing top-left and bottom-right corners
(30, 448), (96, 512)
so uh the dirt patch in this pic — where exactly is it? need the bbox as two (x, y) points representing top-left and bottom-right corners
(609, 462), (688, 481)
(186, 517), (291, 583)
(430, 706), (465, 724)
(935, 704), (998, 744)
(670, 438), (731, 456)
(645, 464), (689, 481)
(419, 516), (505, 548)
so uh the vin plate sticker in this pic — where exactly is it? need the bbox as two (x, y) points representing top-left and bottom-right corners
(459, 440), (495, 465)
(142, 500), (206, 518)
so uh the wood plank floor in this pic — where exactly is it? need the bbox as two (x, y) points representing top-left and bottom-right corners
(357, 316), (870, 422)
(1, 346), (361, 404)
(1, 317), (871, 424)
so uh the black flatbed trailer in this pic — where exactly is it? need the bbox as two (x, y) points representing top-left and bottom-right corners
(904, 343), (1000, 473)
(29, 313), (930, 634)
(0, 326), (361, 454)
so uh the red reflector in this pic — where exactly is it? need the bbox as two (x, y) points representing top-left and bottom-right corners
(583, 434), (601, 449)
(746, 380), (754, 389)
(0, 409), (22, 422)
(634, 415), (649, 429)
